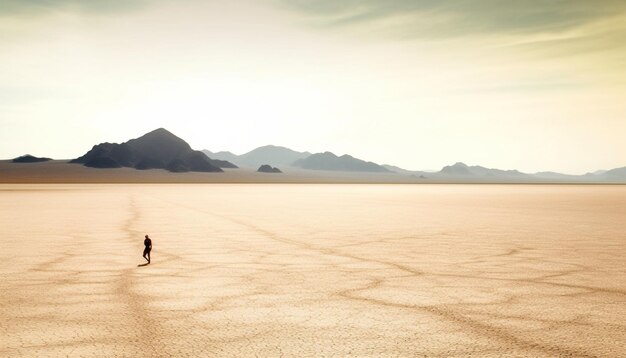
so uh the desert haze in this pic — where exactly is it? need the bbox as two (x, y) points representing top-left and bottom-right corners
(1, 184), (625, 357)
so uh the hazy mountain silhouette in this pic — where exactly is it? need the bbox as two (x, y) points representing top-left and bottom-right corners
(601, 166), (626, 180)
(203, 145), (310, 168)
(438, 162), (529, 178)
(257, 164), (282, 173)
(293, 152), (390, 172)
(422, 162), (626, 182)
(440, 162), (473, 176)
(66, 133), (626, 181)
(238, 145), (310, 168)
(12, 154), (51, 163)
(533, 171), (580, 180)
(71, 128), (227, 172)
(202, 150), (239, 166)
(382, 164), (428, 176)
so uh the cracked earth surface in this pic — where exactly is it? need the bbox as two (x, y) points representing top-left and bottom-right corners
(1, 184), (625, 357)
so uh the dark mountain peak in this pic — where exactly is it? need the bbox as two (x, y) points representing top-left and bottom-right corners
(452, 162), (468, 167)
(150, 127), (170, 134)
(133, 128), (185, 143)
(12, 154), (52, 163)
(257, 164), (282, 173)
(71, 128), (222, 173)
(127, 128), (191, 155)
(136, 127), (171, 137)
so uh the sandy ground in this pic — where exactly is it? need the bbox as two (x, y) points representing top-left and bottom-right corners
(1, 184), (626, 357)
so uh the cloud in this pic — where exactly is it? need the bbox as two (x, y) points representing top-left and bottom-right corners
(278, 0), (626, 37)
(0, 0), (154, 17)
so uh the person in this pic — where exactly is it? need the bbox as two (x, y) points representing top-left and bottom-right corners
(143, 235), (152, 264)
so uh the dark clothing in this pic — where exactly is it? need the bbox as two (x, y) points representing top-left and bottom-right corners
(144, 238), (152, 252)
(142, 237), (152, 264)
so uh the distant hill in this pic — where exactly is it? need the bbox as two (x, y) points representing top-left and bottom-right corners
(435, 162), (626, 182)
(71, 128), (229, 173)
(237, 145), (310, 168)
(601, 166), (626, 181)
(12, 154), (51, 163)
(257, 164), (282, 173)
(438, 162), (529, 179)
(203, 145), (310, 168)
(439, 162), (473, 176)
(201, 149), (238, 168)
(533, 171), (580, 180)
(382, 164), (431, 177)
(293, 152), (390, 172)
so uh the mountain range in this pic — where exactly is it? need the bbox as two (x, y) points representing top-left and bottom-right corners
(204, 144), (626, 182)
(4, 127), (625, 182)
(203, 146), (390, 172)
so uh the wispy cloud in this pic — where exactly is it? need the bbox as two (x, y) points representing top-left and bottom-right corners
(278, 0), (626, 36)
(278, 0), (626, 81)
(0, 0), (153, 17)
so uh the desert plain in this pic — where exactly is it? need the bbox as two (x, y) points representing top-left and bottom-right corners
(1, 184), (625, 357)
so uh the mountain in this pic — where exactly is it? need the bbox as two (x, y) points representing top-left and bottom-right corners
(71, 128), (228, 173)
(601, 166), (626, 181)
(438, 162), (529, 179)
(203, 145), (310, 168)
(202, 150), (239, 166)
(257, 164), (282, 173)
(439, 162), (473, 176)
(12, 154), (51, 163)
(74, 132), (623, 181)
(293, 152), (390, 172)
(237, 145), (310, 168)
(382, 164), (431, 177)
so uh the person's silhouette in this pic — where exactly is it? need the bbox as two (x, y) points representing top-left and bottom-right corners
(143, 235), (152, 264)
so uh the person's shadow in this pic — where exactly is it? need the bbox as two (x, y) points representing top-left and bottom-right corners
(137, 263), (150, 267)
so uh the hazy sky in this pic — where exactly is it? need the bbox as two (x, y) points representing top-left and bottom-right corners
(1, 0), (625, 173)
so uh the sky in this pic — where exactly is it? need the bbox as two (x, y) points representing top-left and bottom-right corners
(1, 0), (625, 174)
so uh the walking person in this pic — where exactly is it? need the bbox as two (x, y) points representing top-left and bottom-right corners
(143, 234), (152, 264)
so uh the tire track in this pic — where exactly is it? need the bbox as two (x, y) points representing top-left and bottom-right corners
(115, 196), (169, 357)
